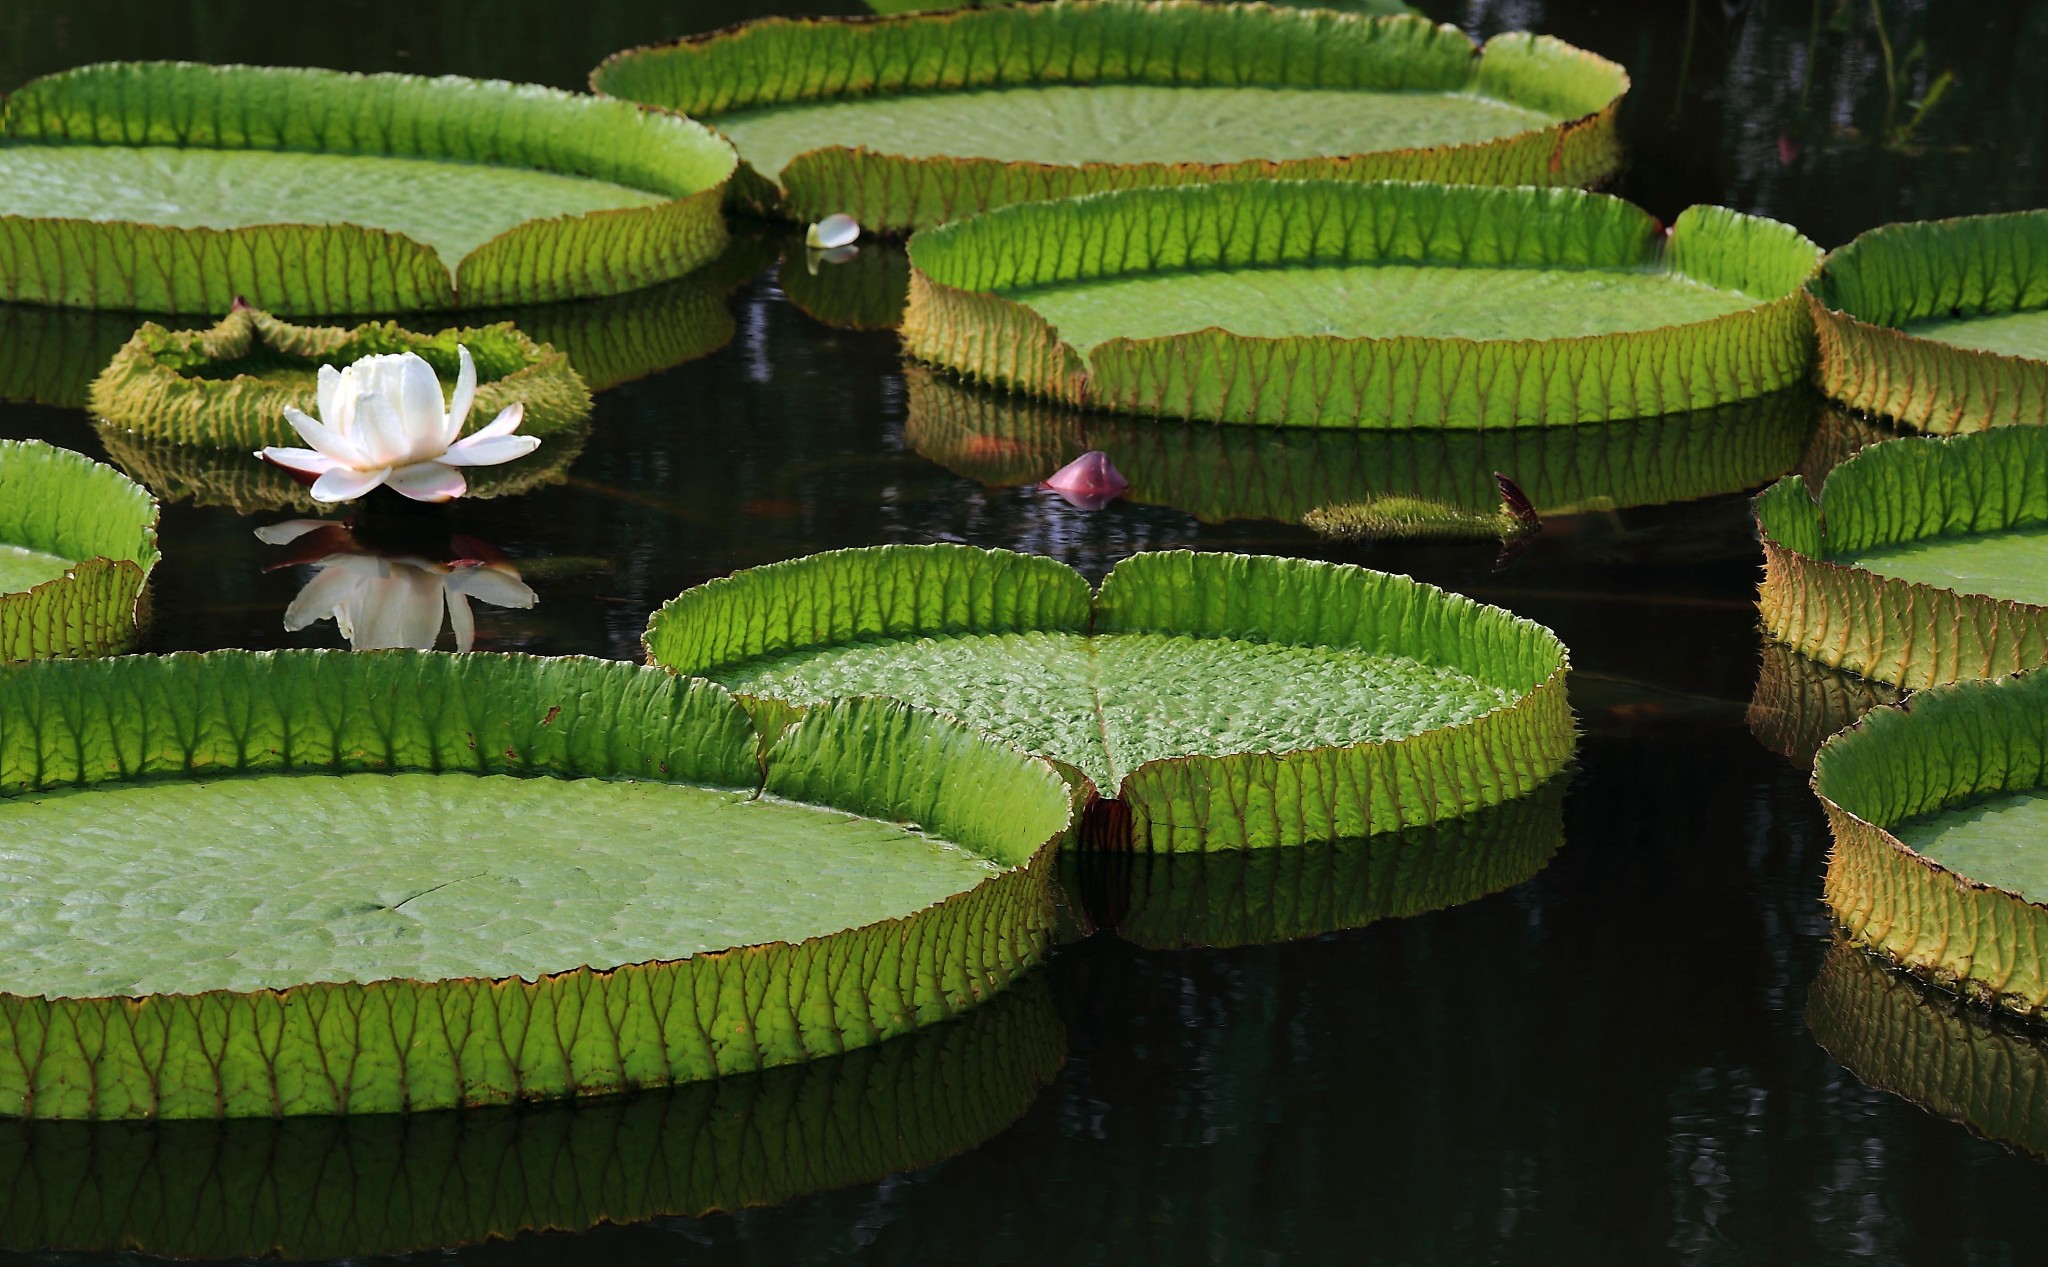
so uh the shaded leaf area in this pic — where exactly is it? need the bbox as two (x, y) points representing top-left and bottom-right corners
(1808, 210), (2048, 432)
(903, 182), (1820, 427)
(1755, 427), (2048, 687)
(1896, 789), (2048, 907)
(905, 366), (1812, 531)
(645, 544), (1573, 850)
(0, 439), (157, 661)
(94, 419), (589, 515)
(1068, 772), (1565, 950)
(593, 3), (1627, 229)
(1745, 638), (1900, 769)
(777, 236), (911, 332)
(90, 307), (591, 449)
(0, 652), (1071, 1118)
(0, 978), (1061, 1259)
(0, 62), (736, 312)
(0, 303), (169, 408)
(1807, 938), (2048, 1163)
(1815, 669), (2048, 1019)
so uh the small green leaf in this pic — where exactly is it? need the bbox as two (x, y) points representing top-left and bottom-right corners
(0, 440), (158, 662)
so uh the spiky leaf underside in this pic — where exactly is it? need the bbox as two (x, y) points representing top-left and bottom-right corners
(904, 366), (1811, 528)
(0, 62), (738, 314)
(0, 440), (158, 663)
(900, 181), (1820, 428)
(88, 306), (592, 449)
(1808, 210), (2048, 433)
(1755, 427), (2048, 688)
(1744, 639), (1901, 769)
(1814, 669), (2048, 1020)
(643, 544), (1573, 851)
(591, 2), (1627, 232)
(0, 651), (1071, 1120)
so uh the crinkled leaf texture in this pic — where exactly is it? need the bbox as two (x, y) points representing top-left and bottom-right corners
(0, 62), (738, 314)
(0, 979), (1061, 1257)
(0, 440), (158, 662)
(1756, 427), (2048, 688)
(592, 2), (1627, 232)
(904, 365), (1812, 529)
(0, 651), (1071, 1120)
(1807, 938), (2048, 1162)
(1745, 638), (1901, 769)
(89, 306), (591, 449)
(1809, 210), (2048, 433)
(644, 544), (1574, 851)
(901, 181), (1820, 428)
(1813, 668), (2048, 1020)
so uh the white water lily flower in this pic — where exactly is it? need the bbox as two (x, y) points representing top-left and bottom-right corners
(256, 347), (539, 503)
(806, 213), (860, 250)
(258, 520), (535, 651)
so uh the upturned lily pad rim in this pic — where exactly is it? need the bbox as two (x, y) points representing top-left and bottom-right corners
(0, 439), (160, 662)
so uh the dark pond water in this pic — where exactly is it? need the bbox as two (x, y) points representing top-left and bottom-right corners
(3, 1), (2048, 1263)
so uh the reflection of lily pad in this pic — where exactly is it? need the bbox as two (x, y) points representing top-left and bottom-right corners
(903, 181), (1822, 427)
(95, 419), (591, 514)
(0, 978), (1062, 1257)
(593, 3), (1627, 232)
(1080, 774), (1565, 950)
(1807, 938), (2048, 1162)
(0, 62), (736, 313)
(1756, 427), (2048, 688)
(906, 367), (1813, 530)
(89, 306), (591, 448)
(0, 440), (158, 662)
(0, 304), (161, 408)
(1808, 211), (2048, 433)
(1746, 639), (1902, 768)
(777, 237), (912, 332)
(1815, 669), (2048, 1019)
(645, 544), (1573, 850)
(0, 653), (1070, 1119)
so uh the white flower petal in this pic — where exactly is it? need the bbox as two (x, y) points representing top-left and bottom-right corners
(351, 392), (417, 469)
(445, 564), (537, 609)
(252, 518), (333, 545)
(465, 401), (526, 442)
(316, 364), (344, 426)
(384, 460), (468, 502)
(447, 345), (478, 447)
(256, 446), (344, 477)
(281, 407), (371, 469)
(395, 352), (448, 439)
(310, 465), (393, 503)
(445, 591), (477, 653)
(439, 433), (540, 468)
(281, 561), (364, 632)
(807, 213), (860, 249)
(355, 568), (449, 650)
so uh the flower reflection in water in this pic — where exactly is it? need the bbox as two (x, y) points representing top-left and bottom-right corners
(257, 519), (535, 651)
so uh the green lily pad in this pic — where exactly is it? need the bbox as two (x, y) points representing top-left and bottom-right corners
(592, 3), (1628, 232)
(1808, 210), (2048, 433)
(0, 62), (737, 314)
(1755, 426), (2048, 688)
(88, 306), (591, 449)
(1814, 667), (2048, 1019)
(905, 366), (1813, 533)
(94, 418), (591, 514)
(1746, 638), (1901, 768)
(0, 651), (1071, 1119)
(902, 181), (1821, 428)
(0, 440), (158, 662)
(0, 978), (1061, 1258)
(1076, 773), (1565, 949)
(644, 544), (1573, 851)
(1807, 938), (2048, 1163)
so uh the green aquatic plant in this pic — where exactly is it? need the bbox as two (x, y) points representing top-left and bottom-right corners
(0, 652), (1071, 1119)
(0, 440), (158, 662)
(644, 544), (1574, 851)
(1814, 668), (2048, 1020)
(1808, 210), (2048, 432)
(592, 2), (1628, 232)
(0, 62), (737, 314)
(1756, 427), (2048, 688)
(903, 181), (1821, 428)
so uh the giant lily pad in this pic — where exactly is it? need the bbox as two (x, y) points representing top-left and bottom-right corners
(0, 651), (1071, 1120)
(1075, 772), (1565, 949)
(1756, 427), (2048, 688)
(1746, 639), (1901, 768)
(89, 306), (592, 449)
(0, 440), (158, 662)
(1814, 668), (2048, 1019)
(0, 62), (737, 314)
(901, 181), (1822, 428)
(591, 3), (1628, 233)
(0, 979), (1060, 1257)
(1807, 938), (2048, 1162)
(644, 544), (1573, 851)
(905, 366), (1813, 531)
(1808, 211), (2048, 433)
